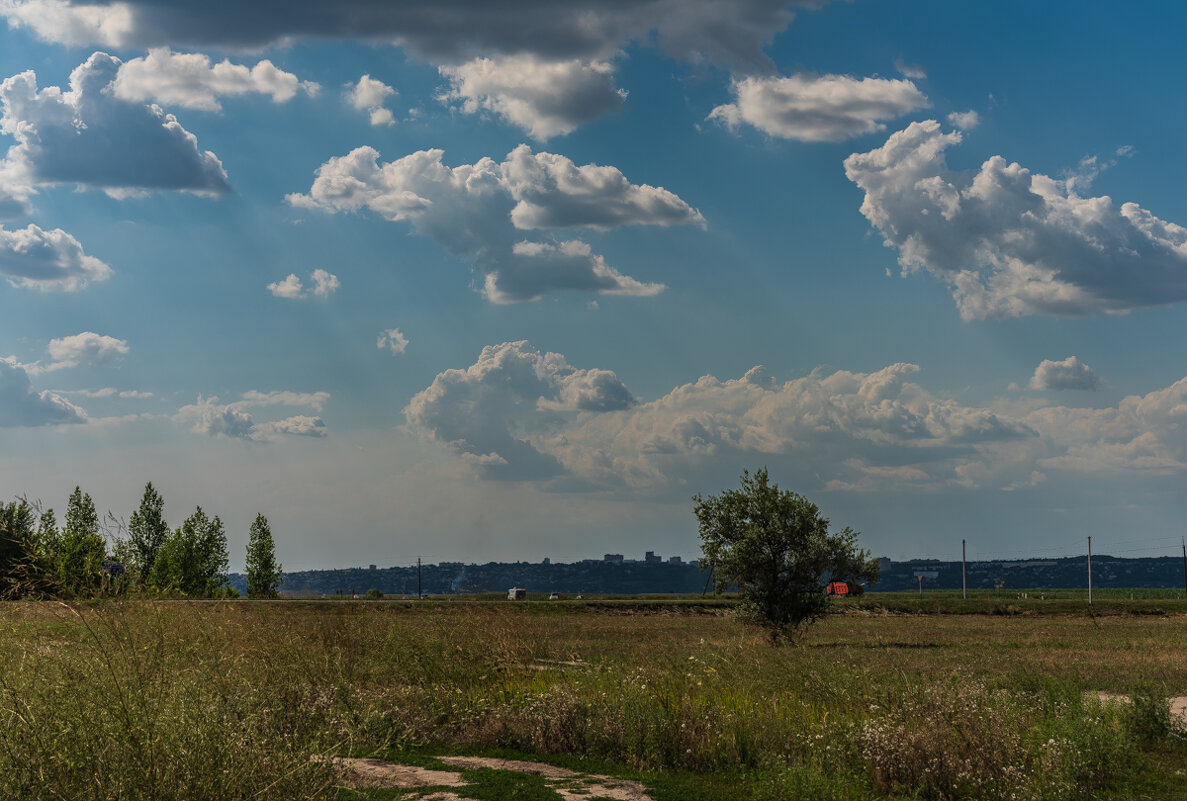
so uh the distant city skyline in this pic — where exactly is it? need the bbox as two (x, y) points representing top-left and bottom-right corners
(3, 2), (1187, 570)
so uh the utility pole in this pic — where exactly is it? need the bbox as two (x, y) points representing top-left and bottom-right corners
(1087, 536), (1092, 606)
(417, 557), (422, 599)
(917, 574), (923, 598)
(1181, 538), (1186, 598)
(962, 539), (967, 601)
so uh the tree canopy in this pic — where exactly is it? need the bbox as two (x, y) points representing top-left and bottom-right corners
(245, 514), (283, 599)
(149, 506), (229, 597)
(129, 482), (169, 584)
(694, 468), (879, 643)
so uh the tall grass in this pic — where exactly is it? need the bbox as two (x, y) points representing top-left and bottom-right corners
(0, 601), (1183, 800)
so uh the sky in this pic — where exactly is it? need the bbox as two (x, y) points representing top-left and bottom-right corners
(2, 0), (1187, 571)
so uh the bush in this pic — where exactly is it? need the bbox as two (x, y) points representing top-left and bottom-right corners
(1123, 685), (1177, 745)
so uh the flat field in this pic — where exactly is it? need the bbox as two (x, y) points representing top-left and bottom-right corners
(1, 598), (1185, 800)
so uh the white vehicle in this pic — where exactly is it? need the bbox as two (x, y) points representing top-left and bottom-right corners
(548, 592), (560, 600)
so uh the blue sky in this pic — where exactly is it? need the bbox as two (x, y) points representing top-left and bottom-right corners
(3, 0), (1187, 570)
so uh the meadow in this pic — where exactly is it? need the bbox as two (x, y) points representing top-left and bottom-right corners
(1, 597), (1185, 800)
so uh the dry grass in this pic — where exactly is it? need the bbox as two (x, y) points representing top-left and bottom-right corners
(0, 600), (1184, 800)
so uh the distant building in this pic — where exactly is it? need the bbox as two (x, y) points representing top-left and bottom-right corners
(542, 557), (550, 565)
(645, 551), (662, 564)
(667, 556), (683, 565)
(604, 553), (624, 563)
(369, 564), (377, 571)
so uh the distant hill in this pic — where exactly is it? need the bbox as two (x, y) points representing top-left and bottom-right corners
(226, 554), (1187, 596)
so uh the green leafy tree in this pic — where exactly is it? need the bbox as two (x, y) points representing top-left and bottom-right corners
(58, 487), (106, 595)
(0, 500), (39, 595)
(150, 506), (229, 597)
(37, 508), (59, 559)
(694, 468), (879, 644)
(128, 482), (169, 585)
(245, 514), (282, 599)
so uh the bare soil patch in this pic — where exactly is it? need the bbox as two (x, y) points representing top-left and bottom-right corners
(319, 757), (466, 789)
(324, 754), (654, 801)
(438, 756), (652, 801)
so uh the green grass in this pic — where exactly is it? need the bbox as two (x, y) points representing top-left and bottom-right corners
(0, 598), (1185, 800)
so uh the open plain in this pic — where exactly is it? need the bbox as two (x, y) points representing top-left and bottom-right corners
(1, 597), (1185, 800)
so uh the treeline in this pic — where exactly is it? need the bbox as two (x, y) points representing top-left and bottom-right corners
(0, 482), (282, 600)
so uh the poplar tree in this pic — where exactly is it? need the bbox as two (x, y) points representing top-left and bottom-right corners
(58, 487), (106, 594)
(37, 508), (58, 558)
(150, 506), (229, 597)
(128, 482), (169, 584)
(245, 514), (283, 599)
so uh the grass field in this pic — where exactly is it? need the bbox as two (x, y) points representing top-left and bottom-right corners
(1, 598), (1185, 800)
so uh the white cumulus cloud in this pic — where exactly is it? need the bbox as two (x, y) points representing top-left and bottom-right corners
(267, 273), (304, 298)
(0, 52), (229, 197)
(288, 144), (700, 302)
(439, 55), (626, 140)
(346, 74), (396, 126)
(110, 47), (319, 111)
(46, 332), (129, 369)
(267, 270), (337, 299)
(377, 328), (409, 355)
(404, 340), (635, 480)
(1029, 356), (1100, 391)
(311, 268), (339, 297)
(708, 73), (928, 142)
(0, 223), (112, 291)
(844, 120), (1187, 319)
(946, 109), (979, 130)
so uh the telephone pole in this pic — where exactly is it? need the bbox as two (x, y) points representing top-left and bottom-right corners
(1087, 536), (1093, 606)
(1181, 538), (1186, 598)
(961, 539), (967, 601)
(417, 557), (422, 599)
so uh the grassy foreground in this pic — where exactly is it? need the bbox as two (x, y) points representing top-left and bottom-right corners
(1, 599), (1185, 800)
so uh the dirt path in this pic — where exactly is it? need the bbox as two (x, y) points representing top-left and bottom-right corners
(325, 755), (654, 801)
(1095, 692), (1187, 724)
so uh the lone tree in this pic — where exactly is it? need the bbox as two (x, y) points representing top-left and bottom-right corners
(245, 514), (282, 599)
(694, 468), (878, 643)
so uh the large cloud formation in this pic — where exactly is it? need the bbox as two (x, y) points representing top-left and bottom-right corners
(0, 223), (112, 290)
(0, 359), (85, 426)
(844, 120), (1187, 319)
(404, 341), (635, 480)
(288, 144), (702, 302)
(0, 52), (229, 196)
(407, 343), (1187, 494)
(1, 0), (827, 136)
(0, 0), (823, 67)
(110, 47), (318, 111)
(709, 73), (928, 142)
